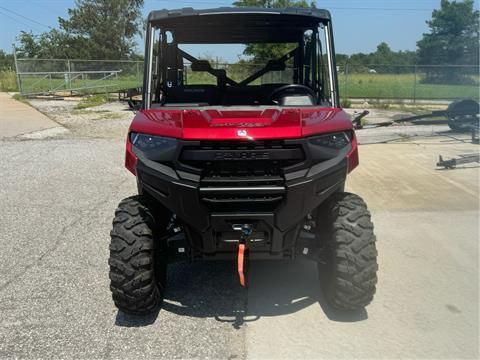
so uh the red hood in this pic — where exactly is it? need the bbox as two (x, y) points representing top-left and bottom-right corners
(129, 107), (352, 140)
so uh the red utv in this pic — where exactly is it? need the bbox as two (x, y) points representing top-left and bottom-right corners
(109, 7), (378, 314)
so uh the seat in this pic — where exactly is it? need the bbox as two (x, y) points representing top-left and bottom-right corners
(166, 85), (221, 105)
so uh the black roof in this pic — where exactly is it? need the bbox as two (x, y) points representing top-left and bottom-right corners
(148, 7), (331, 22)
(147, 7), (331, 44)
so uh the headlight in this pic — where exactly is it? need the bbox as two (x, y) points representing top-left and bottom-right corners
(130, 133), (177, 151)
(130, 133), (178, 161)
(309, 132), (351, 149)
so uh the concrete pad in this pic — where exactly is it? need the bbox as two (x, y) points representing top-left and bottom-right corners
(349, 139), (479, 211)
(0, 92), (61, 138)
(246, 210), (479, 359)
(246, 137), (479, 359)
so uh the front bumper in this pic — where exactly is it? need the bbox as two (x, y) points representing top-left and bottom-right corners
(134, 138), (350, 259)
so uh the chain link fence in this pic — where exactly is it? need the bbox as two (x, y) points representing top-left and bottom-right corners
(338, 63), (479, 102)
(13, 58), (479, 102)
(15, 58), (143, 95)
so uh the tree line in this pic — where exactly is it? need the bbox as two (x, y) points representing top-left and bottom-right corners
(336, 42), (417, 73)
(15, 0), (144, 60)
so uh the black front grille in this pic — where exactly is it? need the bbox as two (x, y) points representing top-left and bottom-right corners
(180, 140), (304, 168)
(178, 140), (305, 211)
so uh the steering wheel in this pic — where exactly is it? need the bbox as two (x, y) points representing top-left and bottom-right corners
(268, 84), (317, 104)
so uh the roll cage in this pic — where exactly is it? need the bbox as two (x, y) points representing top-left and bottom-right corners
(142, 7), (339, 109)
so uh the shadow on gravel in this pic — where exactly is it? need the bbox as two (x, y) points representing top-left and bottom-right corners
(115, 309), (160, 327)
(115, 259), (367, 328)
(248, 260), (368, 323)
(163, 261), (250, 329)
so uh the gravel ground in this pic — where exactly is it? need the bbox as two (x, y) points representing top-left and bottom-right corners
(0, 139), (245, 359)
(28, 99), (132, 139)
(0, 99), (478, 359)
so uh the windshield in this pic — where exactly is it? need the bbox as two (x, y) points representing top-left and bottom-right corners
(143, 21), (337, 108)
(179, 44), (297, 86)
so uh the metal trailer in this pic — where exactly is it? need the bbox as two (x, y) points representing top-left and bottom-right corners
(352, 99), (480, 132)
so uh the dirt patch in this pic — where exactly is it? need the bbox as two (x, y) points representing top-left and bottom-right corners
(28, 98), (133, 139)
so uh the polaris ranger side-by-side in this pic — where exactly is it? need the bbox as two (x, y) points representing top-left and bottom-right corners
(109, 7), (378, 314)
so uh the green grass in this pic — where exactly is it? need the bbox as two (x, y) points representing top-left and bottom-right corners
(75, 94), (110, 109)
(338, 73), (479, 100)
(12, 70), (480, 102)
(98, 112), (123, 120)
(185, 71), (479, 101)
(184, 67), (291, 86)
(0, 70), (18, 91)
(340, 98), (352, 108)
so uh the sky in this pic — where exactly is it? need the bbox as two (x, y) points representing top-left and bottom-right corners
(0, 0), (479, 60)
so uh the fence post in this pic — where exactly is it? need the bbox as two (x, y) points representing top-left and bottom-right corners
(136, 61), (140, 83)
(413, 64), (417, 104)
(12, 44), (22, 94)
(66, 59), (72, 91)
(344, 62), (349, 101)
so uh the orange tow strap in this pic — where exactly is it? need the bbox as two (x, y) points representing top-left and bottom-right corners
(237, 243), (246, 287)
